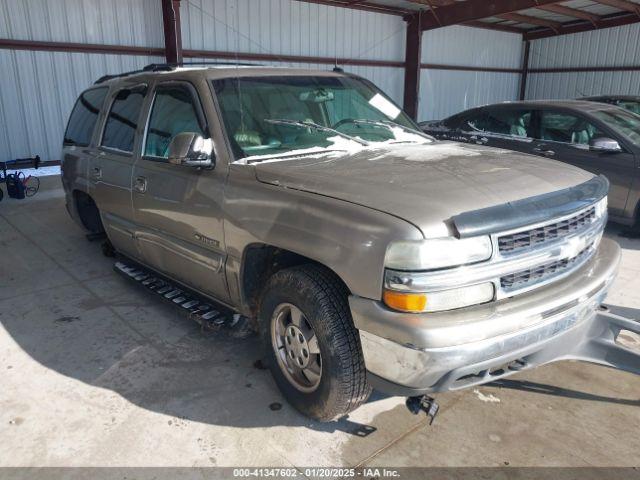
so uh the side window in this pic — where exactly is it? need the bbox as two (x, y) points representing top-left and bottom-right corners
(101, 87), (146, 153)
(63, 88), (108, 147)
(464, 108), (532, 138)
(539, 111), (605, 145)
(144, 85), (205, 158)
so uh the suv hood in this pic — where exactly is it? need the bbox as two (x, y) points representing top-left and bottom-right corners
(253, 142), (595, 237)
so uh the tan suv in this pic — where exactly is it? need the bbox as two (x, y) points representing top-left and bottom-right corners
(61, 64), (637, 422)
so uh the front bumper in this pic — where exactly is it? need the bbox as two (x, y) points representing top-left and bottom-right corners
(350, 238), (635, 395)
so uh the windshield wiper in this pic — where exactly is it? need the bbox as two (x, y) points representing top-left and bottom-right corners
(265, 119), (370, 146)
(352, 119), (435, 142)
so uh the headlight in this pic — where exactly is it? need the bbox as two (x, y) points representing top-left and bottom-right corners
(384, 236), (492, 271)
(383, 235), (494, 312)
(383, 281), (494, 313)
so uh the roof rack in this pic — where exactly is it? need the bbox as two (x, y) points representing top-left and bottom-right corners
(93, 64), (171, 84)
(172, 61), (262, 67)
(94, 61), (262, 84)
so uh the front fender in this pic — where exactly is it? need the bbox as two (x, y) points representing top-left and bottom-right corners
(223, 165), (423, 303)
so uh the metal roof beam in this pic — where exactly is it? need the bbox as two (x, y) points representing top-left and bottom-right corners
(498, 12), (563, 30)
(402, 0), (528, 34)
(161, 0), (182, 64)
(525, 11), (640, 39)
(290, 0), (411, 15)
(536, 4), (601, 25)
(403, 13), (423, 120)
(464, 20), (526, 33)
(419, 0), (565, 30)
(590, 0), (640, 15)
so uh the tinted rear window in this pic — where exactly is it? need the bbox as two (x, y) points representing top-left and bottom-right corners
(101, 87), (146, 153)
(63, 88), (108, 147)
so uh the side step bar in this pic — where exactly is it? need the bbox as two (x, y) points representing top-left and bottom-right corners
(114, 260), (247, 334)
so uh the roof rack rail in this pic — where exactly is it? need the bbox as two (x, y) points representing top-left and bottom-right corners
(93, 64), (171, 84)
(147, 61), (262, 68)
(93, 61), (261, 84)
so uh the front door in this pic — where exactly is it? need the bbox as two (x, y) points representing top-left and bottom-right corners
(90, 84), (148, 258)
(533, 109), (635, 217)
(131, 81), (229, 301)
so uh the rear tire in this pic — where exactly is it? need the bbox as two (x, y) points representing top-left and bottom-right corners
(259, 264), (371, 421)
(75, 192), (104, 234)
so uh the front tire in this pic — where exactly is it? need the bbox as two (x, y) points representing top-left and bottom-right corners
(259, 264), (371, 421)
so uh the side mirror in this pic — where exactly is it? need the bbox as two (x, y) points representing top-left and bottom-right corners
(167, 132), (215, 168)
(589, 137), (622, 153)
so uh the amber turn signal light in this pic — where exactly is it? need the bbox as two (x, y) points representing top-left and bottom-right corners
(383, 289), (427, 313)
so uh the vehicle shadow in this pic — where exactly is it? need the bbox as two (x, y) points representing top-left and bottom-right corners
(0, 187), (394, 435)
(487, 378), (640, 407)
(605, 222), (640, 249)
(0, 283), (388, 434)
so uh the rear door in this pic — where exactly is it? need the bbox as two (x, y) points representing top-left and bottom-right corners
(62, 86), (109, 195)
(459, 106), (536, 154)
(131, 80), (229, 301)
(91, 84), (148, 257)
(533, 108), (635, 217)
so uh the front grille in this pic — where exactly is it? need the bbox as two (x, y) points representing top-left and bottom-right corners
(500, 243), (595, 292)
(498, 207), (596, 254)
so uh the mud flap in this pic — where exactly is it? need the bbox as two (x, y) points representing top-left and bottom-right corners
(569, 307), (640, 376)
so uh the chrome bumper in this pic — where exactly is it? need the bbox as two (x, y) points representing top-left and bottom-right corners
(350, 238), (634, 395)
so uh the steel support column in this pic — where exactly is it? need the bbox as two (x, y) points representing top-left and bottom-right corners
(162, 0), (182, 64)
(403, 13), (422, 121)
(519, 40), (530, 100)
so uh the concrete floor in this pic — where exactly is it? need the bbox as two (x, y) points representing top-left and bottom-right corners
(1, 176), (639, 469)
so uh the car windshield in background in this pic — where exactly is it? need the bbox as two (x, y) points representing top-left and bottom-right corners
(592, 108), (640, 146)
(212, 75), (428, 160)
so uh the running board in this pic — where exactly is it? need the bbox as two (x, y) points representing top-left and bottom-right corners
(114, 260), (246, 334)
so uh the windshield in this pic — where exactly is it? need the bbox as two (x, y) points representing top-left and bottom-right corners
(212, 75), (428, 160)
(592, 108), (640, 146)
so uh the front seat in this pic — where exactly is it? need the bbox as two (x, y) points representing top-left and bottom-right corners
(571, 121), (594, 145)
(510, 116), (527, 137)
(226, 109), (262, 148)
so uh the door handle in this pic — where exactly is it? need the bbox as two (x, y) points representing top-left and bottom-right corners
(134, 176), (147, 193)
(91, 167), (102, 179)
(533, 148), (555, 157)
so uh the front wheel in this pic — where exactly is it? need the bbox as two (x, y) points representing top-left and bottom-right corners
(259, 264), (371, 421)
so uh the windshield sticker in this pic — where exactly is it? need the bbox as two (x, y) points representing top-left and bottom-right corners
(369, 94), (401, 119)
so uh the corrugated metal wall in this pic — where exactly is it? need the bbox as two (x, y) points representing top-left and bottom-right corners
(0, 0), (530, 161)
(180, 0), (406, 109)
(419, 26), (523, 121)
(0, 0), (165, 162)
(0, 51), (164, 162)
(0, 0), (408, 162)
(526, 23), (640, 99)
(181, 0), (405, 61)
(0, 0), (163, 46)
